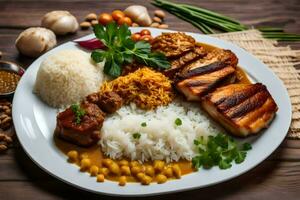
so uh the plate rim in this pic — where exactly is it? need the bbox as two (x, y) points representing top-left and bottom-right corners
(12, 27), (292, 196)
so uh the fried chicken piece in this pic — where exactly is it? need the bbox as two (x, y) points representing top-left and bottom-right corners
(151, 32), (195, 58)
(202, 83), (278, 137)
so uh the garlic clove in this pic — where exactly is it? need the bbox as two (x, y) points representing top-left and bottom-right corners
(15, 27), (57, 58)
(124, 5), (152, 26)
(42, 10), (79, 35)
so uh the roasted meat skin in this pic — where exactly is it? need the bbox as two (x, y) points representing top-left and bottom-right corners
(175, 49), (238, 101)
(164, 45), (207, 78)
(55, 102), (105, 146)
(86, 91), (123, 114)
(201, 83), (278, 137)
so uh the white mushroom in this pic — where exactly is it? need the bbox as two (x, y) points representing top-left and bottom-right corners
(15, 27), (57, 58)
(124, 5), (152, 26)
(41, 10), (79, 35)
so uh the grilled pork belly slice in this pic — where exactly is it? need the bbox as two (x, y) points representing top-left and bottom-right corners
(175, 61), (237, 101)
(55, 102), (105, 146)
(202, 83), (278, 137)
(164, 45), (207, 78)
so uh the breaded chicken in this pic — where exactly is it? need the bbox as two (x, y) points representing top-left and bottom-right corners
(201, 83), (278, 137)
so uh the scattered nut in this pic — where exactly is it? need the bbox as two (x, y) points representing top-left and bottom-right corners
(0, 144), (7, 151)
(150, 22), (160, 28)
(85, 13), (97, 21)
(132, 23), (139, 27)
(91, 20), (98, 26)
(0, 100), (12, 130)
(158, 24), (169, 29)
(154, 10), (165, 19)
(153, 17), (162, 23)
(80, 21), (91, 29)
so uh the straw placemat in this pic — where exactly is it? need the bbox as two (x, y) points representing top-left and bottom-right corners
(212, 29), (300, 138)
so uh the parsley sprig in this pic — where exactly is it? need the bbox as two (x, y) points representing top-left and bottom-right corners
(91, 23), (170, 77)
(71, 104), (86, 124)
(192, 134), (252, 170)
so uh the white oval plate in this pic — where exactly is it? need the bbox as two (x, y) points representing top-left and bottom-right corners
(12, 28), (291, 196)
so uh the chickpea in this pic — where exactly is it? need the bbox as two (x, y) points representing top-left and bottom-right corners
(131, 166), (142, 175)
(136, 172), (145, 181)
(67, 150), (78, 162)
(153, 160), (165, 173)
(118, 159), (129, 166)
(80, 158), (91, 171)
(79, 153), (88, 160)
(89, 165), (99, 176)
(97, 174), (105, 182)
(102, 158), (113, 167)
(130, 161), (140, 167)
(119, 176), (127, 186)
(141, 175), (152, 185)
(163, 167), (173, 178)
(109, 162), (120, 175)
(98, 167), (109, 177)
(156, 174), (167, 184)
(172, 164), (181, 179)
(121, 165), (131, 176)
(145, 165), (155, 177)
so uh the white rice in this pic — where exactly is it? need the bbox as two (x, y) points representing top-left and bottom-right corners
(34, 49), (106, 108)
(100, 99), (221, 162)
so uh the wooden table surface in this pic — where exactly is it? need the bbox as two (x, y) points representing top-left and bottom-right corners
(0, 0), (300, 199)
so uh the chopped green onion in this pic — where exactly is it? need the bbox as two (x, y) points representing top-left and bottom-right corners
(133, 133), (141, 139)
(141, 122), (147, 127)
(70, 104), (86, 124)
(175, 118), (182, 126)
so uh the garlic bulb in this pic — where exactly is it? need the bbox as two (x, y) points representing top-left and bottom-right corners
(124, 5), (152, 26)
(15, 27), (56, 58)
(41, 10), (79, 35)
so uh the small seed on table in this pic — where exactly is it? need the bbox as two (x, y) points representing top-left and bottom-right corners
(158, 24), (168, 29)
(154, 10), (165, 19)
(153, 17), (162, 23)
(80, 22), (91, 29)
(85, 13), (97, 21)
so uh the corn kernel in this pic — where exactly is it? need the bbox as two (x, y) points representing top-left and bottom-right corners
(119, 176), (127, 186)
(163, 167), (173, 178)
(109, 162), (120, 175)
(156, 174), (167, 184)
(153, 160), (165, 173)
(121, 165), (131, 176)
(80, 158), (91, 171)
(67, 150), (78, 162)
(119, 160), (129, 166)
(141, 175), (152, 185)
(145, 165), (155, 177)
(172, 164), (181, 179)
(89, 165), (99, 176)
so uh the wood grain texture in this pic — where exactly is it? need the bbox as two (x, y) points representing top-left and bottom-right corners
(0, 0), (300, 199)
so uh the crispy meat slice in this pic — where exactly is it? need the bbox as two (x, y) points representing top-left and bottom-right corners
(55, 102), (105, 146)
(164, 45), (207, 78)
(183, 49), (238, 72)
(201, 83), (278, 137)
(151, 32), (195, 58)
(175, 61), (237, 101)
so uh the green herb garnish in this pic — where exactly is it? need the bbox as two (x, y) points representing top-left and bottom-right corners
(192, 134), (252, 170)
(141, 122), (147, 127)
(175, 118), (182, 126)
(70, 104), (86, 124)
(91, 23), (170, 77)
(133, 133), (141, 139)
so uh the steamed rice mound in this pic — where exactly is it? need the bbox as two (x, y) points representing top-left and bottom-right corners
(100, 100), (221, 162)
(34, 49), (105, 108)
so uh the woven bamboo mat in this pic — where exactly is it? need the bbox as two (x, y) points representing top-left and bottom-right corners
(212, 29), (300, 138)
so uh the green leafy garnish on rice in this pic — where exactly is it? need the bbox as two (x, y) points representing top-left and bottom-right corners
(71, 104), (86, 124)
(141, 122), (147, 127)
(175, 118), (182, 126)
(192, 134), (251, 170)
(133, 133), (141, 139)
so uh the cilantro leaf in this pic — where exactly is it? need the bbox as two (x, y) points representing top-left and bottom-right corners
(192, 133), (252, 170)
(70, 104), (86, 124)
(91, 50), (106, 63)
(141, 122), (147, 127)
(91, 22), (170, 78)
